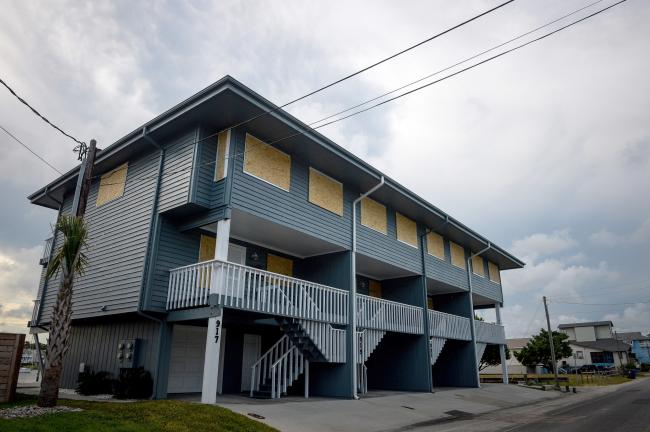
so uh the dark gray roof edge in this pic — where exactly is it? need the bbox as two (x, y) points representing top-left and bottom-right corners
(28, 75), (524, 268)
(559, 321), (614, 329)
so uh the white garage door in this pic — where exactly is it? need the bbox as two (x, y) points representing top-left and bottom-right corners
(168, 325), (207, 393)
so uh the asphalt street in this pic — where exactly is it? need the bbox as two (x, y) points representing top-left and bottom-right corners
(424, 378), (650, 432)
(503, 378), (650, 432)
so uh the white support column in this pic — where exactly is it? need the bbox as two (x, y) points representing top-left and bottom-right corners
(201, 218), (230, 404)
(495, 303), (508, 384)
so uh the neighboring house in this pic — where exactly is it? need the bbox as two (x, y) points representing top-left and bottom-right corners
(27, 76), (523, 402)
(481, 338), (544, 374)
(558, 321), (631, 368)
(617, 332), (650, 364)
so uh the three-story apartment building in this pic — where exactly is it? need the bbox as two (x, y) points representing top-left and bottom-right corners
(27, 76), (523, 402)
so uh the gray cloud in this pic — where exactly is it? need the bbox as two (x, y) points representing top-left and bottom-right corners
(1, 0), (649, 336)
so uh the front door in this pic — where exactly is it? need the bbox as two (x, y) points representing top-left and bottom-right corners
(240, 334), (262, 392)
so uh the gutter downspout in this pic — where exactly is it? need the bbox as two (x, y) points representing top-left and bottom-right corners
(420, 215), (449, 392)
(136, 127), (168, 400)
(350, 176), (384, 399)
(466, 241), (491, 388)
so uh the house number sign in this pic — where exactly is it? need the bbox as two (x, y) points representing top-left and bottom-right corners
(214, 319), (221, 344)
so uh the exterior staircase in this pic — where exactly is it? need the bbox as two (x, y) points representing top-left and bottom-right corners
(430, 337), (447, 365)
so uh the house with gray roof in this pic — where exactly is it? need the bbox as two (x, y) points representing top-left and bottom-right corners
(558, 321), (631, 368)
(617, 332), (650, 365)
(27, 76), (523, 402)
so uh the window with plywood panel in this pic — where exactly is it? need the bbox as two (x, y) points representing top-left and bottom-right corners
(96, 163), (128, 206)
(308, 167), (343, 216)
(360, 197), (387, 234)
(450, 241), (466, 269)
(243, 133), (291, 191)
(471, 255), (485, 277)
(396, 212), (418, 248)
(488, 261), (501, 284)
(426, 232), (445, 259)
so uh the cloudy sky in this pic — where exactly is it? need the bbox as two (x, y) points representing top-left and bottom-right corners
(1, 0), (648, 337)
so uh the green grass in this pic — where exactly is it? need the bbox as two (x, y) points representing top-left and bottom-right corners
(0, 394), (277, 432)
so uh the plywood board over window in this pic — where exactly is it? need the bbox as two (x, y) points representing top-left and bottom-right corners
(450, 241), (466, 269)
(471, 255), (485, 277)
(396, 213), (418, 248)
(360, 197), (387, 234)
(96, 163), (128, 206)
(214, 130), (230, 181)
(308, 167), (343, 216)
(243, 133), (291, 191)
(199, 234), (216, 262)
(488, 261), (501, 284)
(426, 232), (445, 259)
(267, 254), (293, 277)
(427, 297), (434, 310)
(369, 280), (382, 298)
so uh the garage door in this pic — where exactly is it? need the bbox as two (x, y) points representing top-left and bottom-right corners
(168, 325), (207, 393)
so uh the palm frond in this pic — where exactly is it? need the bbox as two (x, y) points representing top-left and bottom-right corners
(46, 215), (89, 280)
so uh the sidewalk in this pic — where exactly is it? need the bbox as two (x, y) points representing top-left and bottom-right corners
(213, 384), (566, 432)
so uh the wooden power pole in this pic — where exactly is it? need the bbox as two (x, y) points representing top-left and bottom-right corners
(72, 139), (97, 217)
(543, 296), (560, 389)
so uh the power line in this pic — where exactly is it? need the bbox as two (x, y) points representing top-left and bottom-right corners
(94, 0), (627, 186)
(0, 78), (86, 148)
(205, 0), (518, 142)
(310, 0), (607, 127)
(0, 124), (64, 175)
(551, 299), (650, 306)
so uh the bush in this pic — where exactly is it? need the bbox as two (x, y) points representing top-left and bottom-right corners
(112, 367), (153, 399)
(77, 370), (113, 395)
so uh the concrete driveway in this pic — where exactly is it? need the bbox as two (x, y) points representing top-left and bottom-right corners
(213, 384), (563, 432)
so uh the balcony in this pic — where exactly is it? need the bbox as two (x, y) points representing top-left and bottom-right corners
(39, 237), (54, 266)
(475, 320), (506, 344)
(428, 310), (471, 341)
(167, 259), (423, 334)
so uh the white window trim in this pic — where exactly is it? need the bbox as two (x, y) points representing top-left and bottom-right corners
(214, 129), (231, 182)
(242, 132), (291, 192)
(308, 167), (344, 217)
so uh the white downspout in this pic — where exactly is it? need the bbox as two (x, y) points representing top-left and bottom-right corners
(350, 176), (384, 399)
(466, 241), (491, 388)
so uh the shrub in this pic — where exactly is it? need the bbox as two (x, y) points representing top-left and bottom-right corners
(77, 370), (113, 395)
(112, 367), (153, 399)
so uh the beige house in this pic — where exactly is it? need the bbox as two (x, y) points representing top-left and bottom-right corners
(558, 321), (631, 368)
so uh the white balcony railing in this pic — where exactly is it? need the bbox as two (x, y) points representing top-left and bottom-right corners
(30, 299), (41, 324)
(475, 320), (506, 344)
(40, 237), (54, 265)
(167, 259), (348, 324)
(428, 310), (471, 341)
(357, 294), (423, 334)
(167, 260), (431, 334)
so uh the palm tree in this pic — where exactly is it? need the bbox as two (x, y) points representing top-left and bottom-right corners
(37, 215), (88, 407)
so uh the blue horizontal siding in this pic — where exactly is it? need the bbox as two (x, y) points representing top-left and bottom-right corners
(472, 275), (503, 302)
(158, 129), (198, 213)
(230, 129), (352, 249)
(147, 218), (201, 312)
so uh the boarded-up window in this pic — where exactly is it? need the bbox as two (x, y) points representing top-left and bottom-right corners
(450, 241), (466, 269)
(472, 255), (485, 277)
(243, 133), (291, 191)
(427, 297), (434, 310)
(96, 163), (128, 206)
(360, 197), (387, 234)
(369, 280), (382, 298)
(199, 234), (216, 262)
(396, 213), (418, 248)
(426, 232), (445, 259)
(214, 130), (230, 181)
(488, 261), (501, 284)
(308, 168), (343, 216)
(267, 254), (293, 277)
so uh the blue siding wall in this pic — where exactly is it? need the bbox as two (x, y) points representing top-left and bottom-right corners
(355, 206), (422, 274)
(38, 152), (159, 322)
(230, 129), (353, 249)
(61, 315), (160, 388)
(158, 129), (198, 213)
(146, 217), (201, 312)
(192, 128), (226, 209)
(424, 239), (468, 290)
(367, 333), (430, 391)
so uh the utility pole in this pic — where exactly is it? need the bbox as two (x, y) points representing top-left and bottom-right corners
(72, 139), (97, 217)
(543, 296), (559, 389)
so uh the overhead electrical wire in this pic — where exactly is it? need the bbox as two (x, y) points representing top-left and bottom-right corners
(0, 124), (64, 175)
(95, 0), (627, 186)
(219, 0), (517, 135)
(0, 78), (86, 147)
(550, 299), (650, 306)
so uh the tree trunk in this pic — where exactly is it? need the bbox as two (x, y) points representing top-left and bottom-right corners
(37, 270), (75, 407)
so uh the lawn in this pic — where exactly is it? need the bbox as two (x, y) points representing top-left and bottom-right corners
(0, 394), (277, 432)
(481, 373), (639, 387)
